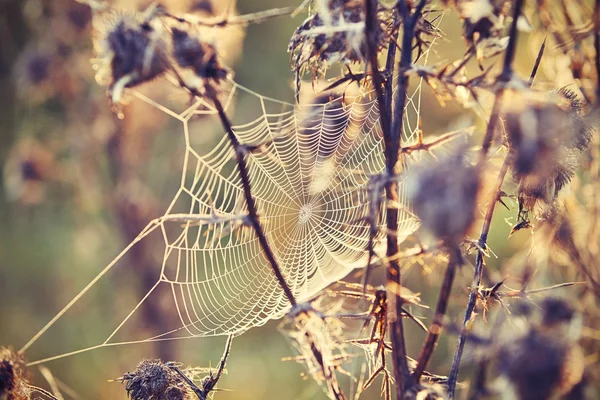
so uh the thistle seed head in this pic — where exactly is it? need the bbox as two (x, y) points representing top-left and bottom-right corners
(0, 347), (31, 400)
(505, 90), (594, 220)
(95, 11), (169, 103)
(407, 148), (481, 245)
(119, 359), (193, 400)
(288, 0), (393, 95)
(171, 27), (230, 97)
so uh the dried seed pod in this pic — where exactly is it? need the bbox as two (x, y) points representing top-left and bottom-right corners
(119, 359), (193, 400)
(504, 90), (594, 221)
(555, 88), (593, 152)
(458, 0), (511, 65)
(406, 148), (481, 245)
(0, 347), (31, 400)
(94, 9), (169, 103)
(495, 298), (584, 400)
(171, 27), (230, 97)
(460, 0), (507, 43)
(288, 0), (393, 95)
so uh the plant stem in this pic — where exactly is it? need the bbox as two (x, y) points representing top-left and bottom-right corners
(412, 247), (461, 380)
(213, 98), (297, 307)
(364, 0), (412, 390)
(480, 0), (524, 159)
(447, 156), (510, 397)
(384, 1), (428, 395)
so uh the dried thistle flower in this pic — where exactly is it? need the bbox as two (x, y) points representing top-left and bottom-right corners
(118, 359), (193, 400)
(505, 89), (594, 222)
(171, 27), (230, 98)
(494, 298), (584, 400)
(458, 0), (510, 65)
(0, 347), (31, 400)
(94, 9), (169, 103)
(288, 0), (393, 95)
(406, 147), (481, 245)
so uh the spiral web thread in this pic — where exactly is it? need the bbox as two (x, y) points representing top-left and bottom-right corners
(21, 39), (440, 365)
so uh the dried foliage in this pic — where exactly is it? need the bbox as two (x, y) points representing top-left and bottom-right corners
(119, 337), (231, 400)
(0, 347), (58, 400)
(4, 0), (600, 399)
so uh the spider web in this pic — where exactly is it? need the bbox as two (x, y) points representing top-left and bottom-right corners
(21, 41), (437, 366)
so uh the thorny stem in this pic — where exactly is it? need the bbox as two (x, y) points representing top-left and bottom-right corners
(528, 37), (546, 87)
(384, 1), (428, 394)
(213, 98), (297, 307)
(363, 0), (390, 292)
(364, 0), (413, 392)
(448, 2), (526, 393)
(412, 248), (461, 381)
(366, 0), (429, 393)
(362, 0), (400, 291)
(479, 93), (503, 160)
(447, 156), (511, 398)
(498, 0), (523, 82)
(479, 0), (524, 159)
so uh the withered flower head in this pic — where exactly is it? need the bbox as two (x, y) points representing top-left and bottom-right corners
(540, 297), (576, 329)
(554, 88), (593, 151)
(13, 44), (61, 104)
(67, 1), (92, 32)
(496, 298), (582, 400)
(407, 148), (480, 244)
(0, 347), (30, 400)
(505, 90), (594, 221)
(288, 0), (393, 95)
(497, 329), (567, 400)
(460, 0), (505, 41)
(98, 11), (169, 103)
(119, 359), (192, 400)
(171, 27), (230, 97)
(459, 0), (510, 64)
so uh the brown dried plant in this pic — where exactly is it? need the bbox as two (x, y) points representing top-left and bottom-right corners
(4, 0), (600, 400)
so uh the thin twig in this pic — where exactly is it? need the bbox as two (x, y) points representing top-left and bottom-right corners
(528, 37), (546, 87)
(212, 98), (297, 306)
(412, 247), (461, 380)
(402, 129), (471, 154)
(447, 3), (532, 390)
(447, 156), (511, 398)
(479, 0), (524, 159)
(498, 0), (523, 82)
(165, 7), (296, 28)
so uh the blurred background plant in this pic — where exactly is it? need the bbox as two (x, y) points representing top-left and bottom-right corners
(0, 0), (599, 399)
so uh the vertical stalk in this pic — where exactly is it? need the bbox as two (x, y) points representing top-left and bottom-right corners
(412, 247), (461, 380)
(388, 1), (428, 394)
(447, 156), (510, 397)
(448, 1), (524, 394)
(213, 98), (297, 307)
(365, 0), (427, 393)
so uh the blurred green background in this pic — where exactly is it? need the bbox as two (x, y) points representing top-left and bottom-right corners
(0, 1), (554, 399)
